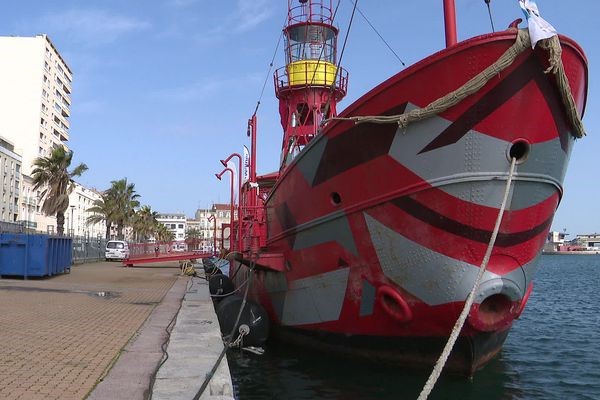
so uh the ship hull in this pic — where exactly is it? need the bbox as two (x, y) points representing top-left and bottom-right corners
(272, 326), (509, 376)
(234, 30), (588, 373)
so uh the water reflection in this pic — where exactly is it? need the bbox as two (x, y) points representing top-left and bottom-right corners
(229, 340), (524, 400)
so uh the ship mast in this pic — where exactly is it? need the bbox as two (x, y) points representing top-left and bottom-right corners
(443, 0), (457, 47)
(274, 0), (348, 170)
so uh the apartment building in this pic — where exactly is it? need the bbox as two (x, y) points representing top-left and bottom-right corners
(185, 218), (202, 250)
(0, 137), (22, 223)
(194, 203), (233, 251)
(0, 34), (73, 231)
(157, 213), (187, 248)
(66, 183), (106, 239)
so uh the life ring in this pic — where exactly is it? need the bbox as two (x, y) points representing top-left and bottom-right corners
(377, 285), (413, 323)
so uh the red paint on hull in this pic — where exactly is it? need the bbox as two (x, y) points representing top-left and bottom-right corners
(231, 26), (588, 374)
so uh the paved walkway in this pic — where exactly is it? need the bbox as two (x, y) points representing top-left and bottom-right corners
(0, 261), (185, 399)
(150, 275), (234, 399)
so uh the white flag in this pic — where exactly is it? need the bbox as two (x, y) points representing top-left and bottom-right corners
(518, 0), (557, 48)
(243, 145), (250, 184)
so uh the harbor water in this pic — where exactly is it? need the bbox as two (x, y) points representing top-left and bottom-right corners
(227, 255), (600, 399)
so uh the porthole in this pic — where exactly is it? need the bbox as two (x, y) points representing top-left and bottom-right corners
(507, 139), (530, 164)
(330, 192), (342, 206)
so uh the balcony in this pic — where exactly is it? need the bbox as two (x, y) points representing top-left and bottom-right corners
(22, 196), (37, 206)
(55, 84), (71, 105)
(54, 112), (70, 129)
(18, 220), (38, 229)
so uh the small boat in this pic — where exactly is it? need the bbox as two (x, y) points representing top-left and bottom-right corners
(225, 0), (588, 376)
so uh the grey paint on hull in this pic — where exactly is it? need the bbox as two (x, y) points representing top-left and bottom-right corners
(296, 134), (329, 186)
(441, 180), (557, 214)
(360, 280), (376, 317)
(365, 213), (536, 306)
(293, 215), (358, 256)
(264, 272), (288, 322)
(388, 104), (568, 210)
(521, 252), (542, 290)
(276, 267), (350, 326)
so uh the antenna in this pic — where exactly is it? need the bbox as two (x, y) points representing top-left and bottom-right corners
(484, 0), (496, 32)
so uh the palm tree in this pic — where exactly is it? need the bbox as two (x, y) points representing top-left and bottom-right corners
(133, 205), (158, 242)
(155, 223), (174, 243)
(31, 146), (88, 235)
(106, 178), (140, 240)
(185, 228), (201, 250)
(86, 196), (115, 240)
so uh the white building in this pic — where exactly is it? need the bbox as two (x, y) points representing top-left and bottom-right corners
(0, 34), (73, 232)
(194, 203), (233, 251)
(0, 137), (22, 223)
(574, 233), (600, 248)
(19, 175), (37, 230)
(157, 213), (187, 247)
(185, 218), (202, 250)
(66, 183), (106, 240)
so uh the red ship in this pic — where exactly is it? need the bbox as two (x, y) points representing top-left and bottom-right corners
(221, 0), (588, 375)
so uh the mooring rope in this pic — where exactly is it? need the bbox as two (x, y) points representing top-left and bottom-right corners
(326, 29), (585, 138)
(417, 156), (517, 400)
(539, 34), (586, 138)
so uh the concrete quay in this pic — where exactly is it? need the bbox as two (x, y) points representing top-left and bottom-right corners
(0, 261), (234, 400)
(149, 274), (234, 400)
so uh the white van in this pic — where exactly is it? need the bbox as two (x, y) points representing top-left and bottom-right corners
(105, 240), (130, 261)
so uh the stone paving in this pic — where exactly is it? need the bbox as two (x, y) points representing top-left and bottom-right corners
(0, 261), (181, 400)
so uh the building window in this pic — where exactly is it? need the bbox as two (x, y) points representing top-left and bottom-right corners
(178, 224), (183, 229)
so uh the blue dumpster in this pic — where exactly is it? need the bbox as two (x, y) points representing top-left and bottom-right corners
(0, 233), (72, 278)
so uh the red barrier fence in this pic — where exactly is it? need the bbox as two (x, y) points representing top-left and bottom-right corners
(123, 241), (213, 266)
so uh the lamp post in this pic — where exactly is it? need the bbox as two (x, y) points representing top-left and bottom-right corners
(207, 214), (217, 255)
(70, 205), (75, 236)
(247, 115), (258, 209)
(215, 168), (234, 252)
(220, 153), (243, 252)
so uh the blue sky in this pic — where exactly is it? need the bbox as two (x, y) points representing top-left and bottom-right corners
(1, 1), (597, 236)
